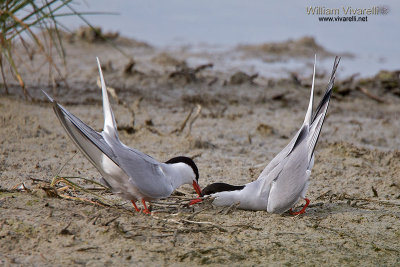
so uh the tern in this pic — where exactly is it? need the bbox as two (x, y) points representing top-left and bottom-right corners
(199, 56), (340, 214)
(43, 58), (202, 214)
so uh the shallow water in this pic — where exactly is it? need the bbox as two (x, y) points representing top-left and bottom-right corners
(59, 0), (400, 77)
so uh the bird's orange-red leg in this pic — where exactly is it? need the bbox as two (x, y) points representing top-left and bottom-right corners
(131, 200), (140, 212)
(141, 199), (151, 214)
(289, 198), (310, 215)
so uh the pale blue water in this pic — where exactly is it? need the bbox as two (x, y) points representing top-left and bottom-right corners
(59, 0), (400, 77)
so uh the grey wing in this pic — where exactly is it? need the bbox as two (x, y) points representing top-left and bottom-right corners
(266, 140), (311, 213)
(119, 143), (161, 166)
(257, 127), (302, 181)
(42, 90), (119, 174)
(256, 125), (307, 195)
(102, 133), (173, 199)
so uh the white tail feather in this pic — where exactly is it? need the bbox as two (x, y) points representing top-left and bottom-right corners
(303, 54), (316, 126)
(96, 57), (119, 140)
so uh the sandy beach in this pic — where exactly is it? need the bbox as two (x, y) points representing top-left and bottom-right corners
(0, 32), (399, 266)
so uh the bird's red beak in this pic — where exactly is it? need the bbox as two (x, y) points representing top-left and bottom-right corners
(192, 181), (203, 197)
(190, 181), (203, 206)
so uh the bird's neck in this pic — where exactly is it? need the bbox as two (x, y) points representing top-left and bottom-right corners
(163, 162), (194, 190)
(212, 180), (270, 210)
(212, 189), (243, 206)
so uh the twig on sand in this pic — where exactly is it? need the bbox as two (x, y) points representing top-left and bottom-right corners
(59, 222), (73, 235)
(357, 86), (386, 103)
(315, 190), (332, 200)
(97, 78), (119, 102)
(91, 214), (102, 225)
(124, 96), (143, 130)
(194, 63), (214, 74)
(186, 104), (202, 137)
(150, 195), (211, 213)
(29, 177), (48, 183)
(186, 205), (213, 220)
(56, 185), (70, 192)
(58, 193), (108, 207)
(151, 214), (227, 232)
(76, 247), (99, 252)
(170, 107), (194, 134)
(228, 224), (262, 231)
(190, 152), (202, 160)
(11, 183), (29, 192)
(371, 186), (379, 197)
(307, 202), (324, 208)
(0, 57), (9, 94)
(353, 198), (400, 207)
(151, 201), (185, 206)
(172, 229), (179, 246)
(275, 231), (306, 236)
(50, 176), (113, 207)
(321, 191), (400, 207)
(179, 246), (245, 261)
(219, 202), (240, 215)
(51, 152), (78, 186)
(103, 215), (120, 226)
(169, 63), (213, 84)
(180, 219), (227, 232)
(145, 126), (165, 136)
(208, 77), (218, 86)
(170, 104), (202, 136)
(97, 77), (143, 131)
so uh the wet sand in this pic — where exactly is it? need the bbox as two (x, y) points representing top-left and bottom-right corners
(0, 33), (399, 266)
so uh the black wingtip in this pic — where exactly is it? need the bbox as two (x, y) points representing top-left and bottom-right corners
(312, 56), (340, 123)
(329, 56), (341, 85)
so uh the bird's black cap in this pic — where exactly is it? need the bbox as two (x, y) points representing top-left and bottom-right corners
(202, 182), (245, 196)
(165, 156), (199, 182)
